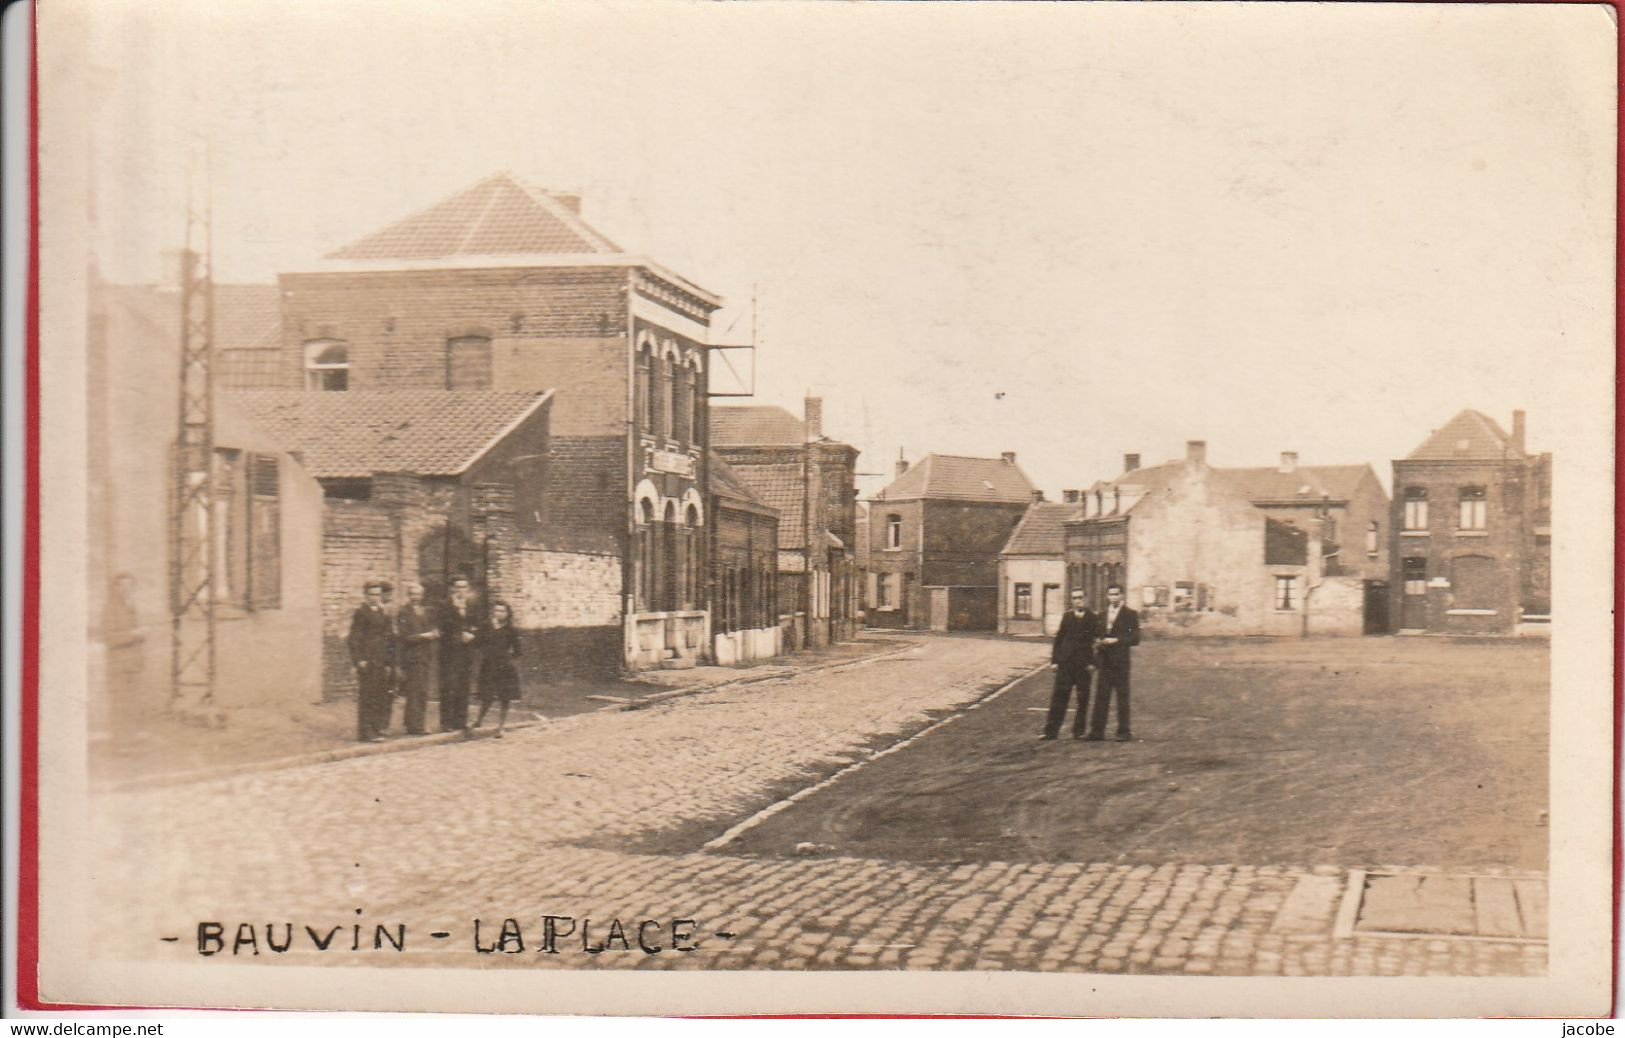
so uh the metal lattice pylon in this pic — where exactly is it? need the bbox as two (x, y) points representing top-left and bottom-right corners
(169, 211), (216, 712)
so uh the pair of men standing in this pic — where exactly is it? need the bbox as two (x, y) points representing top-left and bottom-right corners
(1042, 583), (1140, 742)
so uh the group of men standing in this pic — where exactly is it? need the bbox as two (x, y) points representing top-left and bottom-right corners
(345, 575), (485, 742)
(1042, 583), (1141, 742)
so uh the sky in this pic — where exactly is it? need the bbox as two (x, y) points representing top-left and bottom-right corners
(74, 0), (1615, 500)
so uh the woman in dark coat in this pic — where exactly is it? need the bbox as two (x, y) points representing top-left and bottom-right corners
(472, 600), (521, 737)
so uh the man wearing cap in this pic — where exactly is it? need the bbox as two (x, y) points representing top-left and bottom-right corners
(347, 580), (396, 742)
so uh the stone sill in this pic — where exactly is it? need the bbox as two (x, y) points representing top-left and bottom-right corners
(1445, 609), (1498, 616)
(1454, 530), (1489, 538)
(1399, 531), (1429, 538)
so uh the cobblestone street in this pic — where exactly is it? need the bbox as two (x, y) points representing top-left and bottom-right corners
(90, 634), (1547, 978)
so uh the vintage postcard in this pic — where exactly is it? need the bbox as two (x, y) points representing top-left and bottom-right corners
(24, 0), (1616, 1018)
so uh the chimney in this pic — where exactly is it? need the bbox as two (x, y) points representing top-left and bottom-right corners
(1279, 451), (1298, 474)
(1123, 453), (1141, 473)
(1186, 440), (1207, 464)
(550, 191), (582, 214)
(1001, 451), (1017, 464)
(1062, 489), (1081, 504)
(896, 451), (910, 478)
(1512, 410), (1526, 455)
(1031, 489), (1045, 503)
(804, 396), (823, 440)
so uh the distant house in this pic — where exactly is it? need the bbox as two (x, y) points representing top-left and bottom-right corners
(88, 282), (325, 730)
(1063, 442), (1365, 637)
(231, 389), (561, 693)
(868, 452), (1040, 631)
(710, 398), (861, 649)
(1389, 410), (1551, 635)
(1072, 451), (1391, 591)
(998, 502), (1076, 636)
(707, 452), (782, 665)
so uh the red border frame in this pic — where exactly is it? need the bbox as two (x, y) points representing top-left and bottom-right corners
(13, 0), (1625, 1017)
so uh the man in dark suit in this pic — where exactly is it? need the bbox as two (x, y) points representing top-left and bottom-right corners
(393, 581), (439, 735)
(1088, 583), (1142, 741)
(1041, 589), (1102, 740)
(346, 580), (396, 742)
(437, 575), (481, 733)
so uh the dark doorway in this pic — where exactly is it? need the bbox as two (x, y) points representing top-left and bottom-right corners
(1363, 580), (1390, 635)
(1400, 557), (1428, 630)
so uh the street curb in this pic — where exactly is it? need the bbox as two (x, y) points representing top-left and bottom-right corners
(103, 638), (924, 794)
(616, 637), (925, 711)
(701, 658), (1051, 851)
(101, 718), (551, 794)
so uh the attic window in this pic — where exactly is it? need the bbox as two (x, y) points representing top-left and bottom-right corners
(304, 339), (349, 391)
(982, 480), (995, 491)
(1455, 438), (1472, 454)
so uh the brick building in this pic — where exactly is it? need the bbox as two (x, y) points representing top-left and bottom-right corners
(88, 283), (325, 731)
(1389, 409), (1551, 635)
(708, 452), (782, 665)
(232, 389), (562, 695)
(710, 399), (861, 648)
(1063, 442), (1364, 637)
(270, 172), (723, 671)
(997, 502), (1074, 636)
(867, 452), (1039, 631)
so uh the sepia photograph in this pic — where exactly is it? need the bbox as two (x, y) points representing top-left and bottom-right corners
(21, 0), (1617, 1018)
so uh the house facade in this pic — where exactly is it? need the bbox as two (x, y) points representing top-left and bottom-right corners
(271, 172), (722, 671)
(997, 502), (1075, 636)
(1070, 448), (1390, 631)
(232, 389), (561, 694)
(1063, 443), (1363, 637)
(710, 398), (861, 649)
(88, 283), (325, 731)
(1389, 409), (1551, 635)
(708, 452), (783, 665)
(868, 452), (1039, 631)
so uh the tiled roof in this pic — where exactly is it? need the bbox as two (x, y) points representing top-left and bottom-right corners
(1093, 460), (1373, 504)
(710, 405), (807, 446)
(1405, 410), (1519, 461)
(708, 452), (778, 518)
(229, 390), (550, 478)
(326, 172), (621, 261)
(877, 453), (1037, 503)
(1216, 464), (1373, 502)
(720, 461), (807, 542)
(1001, 502), (1079, 556)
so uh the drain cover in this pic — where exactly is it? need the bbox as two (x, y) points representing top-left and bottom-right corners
(1335, 869), (1546, 942)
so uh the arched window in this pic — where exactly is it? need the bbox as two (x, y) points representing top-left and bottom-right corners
(638, 498), (656, 611)
(303, 339), (349, 391)
(689, 363), (704, 447)
(661, 354), (677, 440)
(661, 501), (679, 611)
(684, 505), (701, 608)
(673, 358), (692, 444)
(446, 335), (492, 390)
(650, 352), (667, 440)
(636, 347), (653, 432)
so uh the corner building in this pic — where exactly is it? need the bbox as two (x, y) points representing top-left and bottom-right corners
(275, 173), (722, 672)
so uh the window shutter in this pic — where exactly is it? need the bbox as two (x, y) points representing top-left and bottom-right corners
(248, 453), (282, 609)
